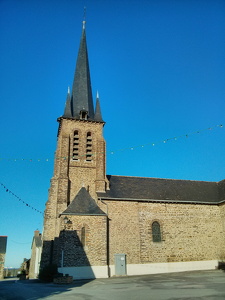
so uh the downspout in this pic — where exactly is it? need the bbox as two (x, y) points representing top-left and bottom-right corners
(100, 198), (108, 215)
(99, 198), (110, 277)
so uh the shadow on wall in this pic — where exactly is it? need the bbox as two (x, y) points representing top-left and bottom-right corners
(41, 230), (95, 280)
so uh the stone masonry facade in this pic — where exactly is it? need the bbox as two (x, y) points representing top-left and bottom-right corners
(97, 200), (225, 266)
(0, 253), (5, 279)
(41, 24), (225, 277)
(41, 116), (108, 268)
(55, 215), (107, 267)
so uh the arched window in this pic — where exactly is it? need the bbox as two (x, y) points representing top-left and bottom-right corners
(86, 132), (92, 161)
(152, 221), (162, 242)
(81, 227), (86, 247)
(72, 130), (79, 160)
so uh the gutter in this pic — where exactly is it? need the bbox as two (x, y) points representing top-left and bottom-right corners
(98, 197), (225, 205)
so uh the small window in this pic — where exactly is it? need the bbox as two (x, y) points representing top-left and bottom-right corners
(80, 110), (88, 120)
(81, 227), (86, 247)
(152, 221), (162, 242)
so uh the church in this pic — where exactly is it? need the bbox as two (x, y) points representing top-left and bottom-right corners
(40, 21), (225, 279)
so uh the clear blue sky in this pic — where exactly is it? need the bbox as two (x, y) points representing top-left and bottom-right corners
(0, 0), (224, 268)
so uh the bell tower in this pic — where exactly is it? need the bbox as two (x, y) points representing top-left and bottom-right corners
(41, 21), (108, 268)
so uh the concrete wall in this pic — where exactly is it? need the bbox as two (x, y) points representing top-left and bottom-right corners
(58, 265), (108, 279)
(110, 260), (218, 277)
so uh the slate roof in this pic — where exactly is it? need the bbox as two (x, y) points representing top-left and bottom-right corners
(94, 95), (104, 123)
(0, 236), (7, 254)
(97, 175), (225, 204)
(61, 25), (104, 123)
(63, 87), (72, 118)
(218, 179), (225, 201)
(62, 187), (106, 215)
(71, 26), (94, 120)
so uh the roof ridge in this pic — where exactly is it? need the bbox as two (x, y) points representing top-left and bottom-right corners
(107, 174), (217, 183)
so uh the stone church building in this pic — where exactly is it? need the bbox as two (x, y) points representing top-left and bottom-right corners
(41, 22), (225, 279)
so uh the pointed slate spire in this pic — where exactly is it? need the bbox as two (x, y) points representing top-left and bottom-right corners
(61, 187), (106, 215)
(63, 86), (72, 118)
(71, 22), (94, 120)
(94, 91), (104, 122)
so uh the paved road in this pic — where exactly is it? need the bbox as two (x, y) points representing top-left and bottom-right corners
(0, 270), (225, 300)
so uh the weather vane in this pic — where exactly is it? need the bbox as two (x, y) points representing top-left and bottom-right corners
(83, 6), (86, 29)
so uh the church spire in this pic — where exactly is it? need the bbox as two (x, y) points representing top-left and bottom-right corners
(94, 91), (104, 122)
(63, 86), (72, 118)
(71, 22), (94, 120)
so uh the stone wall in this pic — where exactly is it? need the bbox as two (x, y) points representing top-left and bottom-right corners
(54, 215), (107, 268)
(57, 119), (107, 200)
(42, 118), (108, 267)
(97, 200), (225, 265)
(219, 202), (225, 259)
(41, 112), (225, 275)
(0, 253), (5, 279)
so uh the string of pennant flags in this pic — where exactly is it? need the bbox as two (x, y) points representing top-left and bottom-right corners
(0, 123), (223, 215)
(0, 124), (223, 162)
(0, 182), (44, 215)
(109, 124), (224, 155)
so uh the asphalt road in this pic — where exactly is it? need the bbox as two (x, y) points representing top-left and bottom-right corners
(0, 270), (225, 300)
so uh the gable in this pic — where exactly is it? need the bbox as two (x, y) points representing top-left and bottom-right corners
(62, 187), (106, 215)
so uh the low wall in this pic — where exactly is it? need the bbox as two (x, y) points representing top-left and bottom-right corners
(110, 260), (218, 277)
(58, 260), (218, 279)
(58, 265), (109, 280)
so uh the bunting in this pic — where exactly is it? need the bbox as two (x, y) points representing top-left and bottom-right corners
(0, 124), (223, 162)
(0, 183), (44, 215)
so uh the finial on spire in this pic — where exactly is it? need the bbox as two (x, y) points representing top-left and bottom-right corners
(68, 86), (70, 94)
(96, 90), (99, 99)
(83, 7), (86, 29)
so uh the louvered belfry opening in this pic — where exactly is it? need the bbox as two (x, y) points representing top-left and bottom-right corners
(73, 130), (79, 160)
(86, 132), (92, 161)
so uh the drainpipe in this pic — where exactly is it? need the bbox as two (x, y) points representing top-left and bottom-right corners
(100, 198), (110, 277)
(61, 250), (64, 275)
(100, 198), (108, 215)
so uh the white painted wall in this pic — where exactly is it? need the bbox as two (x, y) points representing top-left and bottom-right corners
(58, 260), (218, 279)
(58, 265), (109, 279)
(110, 260), (218, 277)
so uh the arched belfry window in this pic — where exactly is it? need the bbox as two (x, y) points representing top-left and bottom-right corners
(81, 227), (86, 247)
(72, 130), (79, 160)
(152, 221), (162, 242)
(86, 132), (92, 161)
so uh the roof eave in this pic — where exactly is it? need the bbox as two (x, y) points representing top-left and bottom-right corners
(97, 196), (224, 205)
(60, 212), (106, 216)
